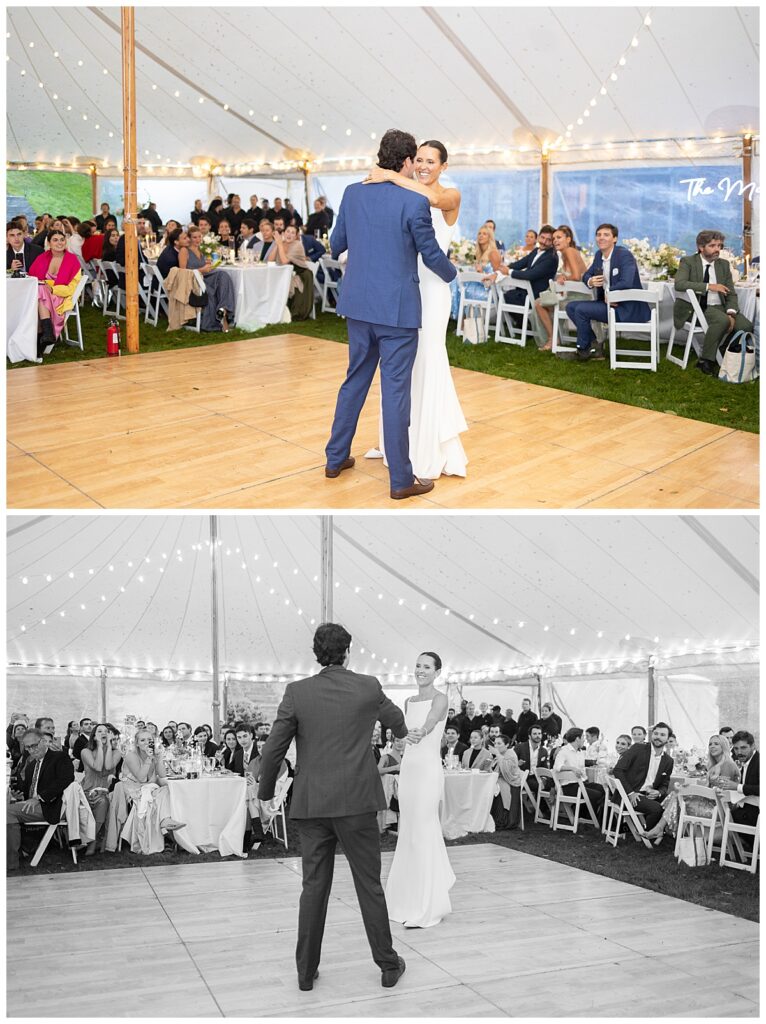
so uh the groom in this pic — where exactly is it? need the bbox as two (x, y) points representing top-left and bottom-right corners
(324, 128), (457, 500)
(258, 622), (409, 991)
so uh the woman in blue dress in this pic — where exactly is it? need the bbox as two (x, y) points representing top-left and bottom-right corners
(450, 224), (504, 320)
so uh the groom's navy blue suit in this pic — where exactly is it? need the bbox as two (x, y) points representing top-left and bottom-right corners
(326, 181), (456, 491)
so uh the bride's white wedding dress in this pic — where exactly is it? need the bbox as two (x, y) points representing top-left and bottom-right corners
(374, 207), (468, 479)
(384, 697), (455, 928)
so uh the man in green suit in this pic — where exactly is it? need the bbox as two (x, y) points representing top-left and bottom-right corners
(673, 229), (752, 376)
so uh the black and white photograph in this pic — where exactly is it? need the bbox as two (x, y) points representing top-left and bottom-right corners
(5, 514), (759, 1017)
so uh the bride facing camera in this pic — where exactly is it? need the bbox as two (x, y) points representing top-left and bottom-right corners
(384, 651), (455, 928)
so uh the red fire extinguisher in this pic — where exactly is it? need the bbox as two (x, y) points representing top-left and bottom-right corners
(106, 318), (121, 357)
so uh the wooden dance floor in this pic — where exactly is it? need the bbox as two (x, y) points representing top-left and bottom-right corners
(6, 844), (758, 1017)
(7, 334), (758, 509)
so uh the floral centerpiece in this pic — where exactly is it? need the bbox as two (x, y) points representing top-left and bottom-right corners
(718, 248), (742, 282)
(449, 237), (477, 265)
(623, 237), (684, 280)
(199, 231), (222, 265)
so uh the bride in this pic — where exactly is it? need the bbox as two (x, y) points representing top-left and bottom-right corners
(364, 142), (468, 479)
(385, 651), (456, 928)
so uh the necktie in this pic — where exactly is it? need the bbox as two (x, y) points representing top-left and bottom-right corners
(30, 758), (42, 799)
(701, 263), (710, 310)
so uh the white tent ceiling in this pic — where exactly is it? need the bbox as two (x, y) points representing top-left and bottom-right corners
(6, 6), (759, 172)
(7, 514), (759, 683)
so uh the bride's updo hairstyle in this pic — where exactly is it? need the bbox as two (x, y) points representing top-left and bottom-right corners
(418, 651), (442, 672)
(419, 140), (449, 165)
(313, 622), (353, 666)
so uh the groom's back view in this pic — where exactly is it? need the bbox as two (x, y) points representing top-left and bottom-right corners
(325, 129), (456, 500)
(258, 623), (408, 991)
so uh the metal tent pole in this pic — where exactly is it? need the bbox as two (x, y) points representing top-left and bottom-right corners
(210, 515), (221, 736)
(320, 516), (333, 623)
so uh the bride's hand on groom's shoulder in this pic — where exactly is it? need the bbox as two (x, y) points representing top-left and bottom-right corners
(363, 166), (389, 185)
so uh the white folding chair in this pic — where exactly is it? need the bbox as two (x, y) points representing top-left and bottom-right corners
(27, 781), (92, 866)
(319, 256), (343, 313)
(604, 776), (652, 848)
(455, 269), (495, 340)
(551, 281), (594, 354)
(61, 276), (89, 350)
(521, 768), (538, 821)
(263, 776), (293, 849)
(90, 258), (107, 309)
(143, 264), (169, 326)
(533, 767), (556, 826)
(517, 769), (529, 831)
(674, 785), (720, 865)
(99, 261), (125, 319)
(714, 790), (759, 874)
(183, 270), (206, 332)
(494, 277), (535, 346)
(549, 770), (600, 833)
(666, 287), (711, 369)
(607, 285), (661, 371)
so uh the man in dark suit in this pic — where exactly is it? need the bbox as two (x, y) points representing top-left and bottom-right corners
(6, 222), (42, 272)
(565, 222), (650, 361)
(301, 228), (326, 263)
(258, 622), (408, 992)
(673, 229), (753, 376)
(94, 203), (112, 232)
(515, 725), (549, 774)
(440, 724), (467, 762)
(612, 722), (674, 830)
(718, 730), (759, 829)
(7, 729), (74, 871)
(494, 224), (558, 321)
(515, 698), (538, 744)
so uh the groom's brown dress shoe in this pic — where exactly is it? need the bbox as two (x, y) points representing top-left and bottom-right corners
(298, 969), (319, 991)
(381, 956), (406, 988)
(325, 457), (355, 478)
(390, 479), (434, 500)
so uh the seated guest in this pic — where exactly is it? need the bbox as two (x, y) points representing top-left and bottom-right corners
(80, 723), (122, 855)
(157, 227), (189, 279)
(489, 734), (523, 829)
(13, 214), (32, 241)
(115, 218), (150, 290)
(160, 725), (177, 748)
(268, 223), (315, 320)
(94, 203), (112, 232)
(225, 195), (245, 235)
(301, 228), (326, 265)
(539, 703), (562, 743)
(272, 215), (287, 235)
(522, 228), (538, 253)
(217, 218), (236, 251)
(193, 726), (218, 758)
(643, 734), (740, 843)
(493, 225), (558, 326)
(378, 736), (406, 831)
(7, 721), (28, 766)
(32, 214), (55, 247)
(486, 724), (502, 748)
(6, 221), (42, 272)
(71, 717), (95, 766)
(189, 199), (204, 225)
(179, 226), (237, 332)
(612, 722), (674, 831)
(238, 218), (259, 255)
(584, 726), (609, 767)
(197, 215), (214, 237)
(565, 222), (649, 361)
(440, 725), (467, 762)
(232, 724), (256, 775)
(718, 730), (759, 830)
(719, 726), (735, 746)
(674, 229), (754, 377)
(305, 197), (331, 237)
(138, 202), (162, 233)
(121, 729), (184, 854)
(101, 227), (121, 288)
(159, 220), (181, 246)
(553, 727), (605, 819)
(34, 716), (62, 750)
(285, 199), (303, 228)
(461, 730), (493, 770)
(536, 225), (588, 350)
(255, 723), (271, 741)
(215, 729), (240, 769)
(514, 724), (550, 794)
(515, 698), (537, 744)
(68, 221), (91, 258)
(631, 725), (647, 745)
(29, 230), (82, 355)
(449, 223), (503, 319)
(484, 219), (505, 251)
(81, 222), (105, 263)
(254, 218), (276, 261)
(608, 734), (632, 769)
(7, 729), (74, 871)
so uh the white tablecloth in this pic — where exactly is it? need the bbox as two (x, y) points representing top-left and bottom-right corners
(166, 776), (248, 857)
(219, 263), (293, 331)
(7, 276), (40, 363)
(440, 770), (496, 840)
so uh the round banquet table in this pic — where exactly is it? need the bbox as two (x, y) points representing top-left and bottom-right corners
(166, 775), (248, 857)
(7, 275), (41, 363)
(218, 262), (293, 331)
(440, 769), (496, 840)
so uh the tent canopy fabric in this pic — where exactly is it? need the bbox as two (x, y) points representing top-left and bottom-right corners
(6, 6), (759, 171)
(7, 514), (758, 683)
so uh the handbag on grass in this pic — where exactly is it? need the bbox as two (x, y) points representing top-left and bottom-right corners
(676, 821), (709, 867)
(719, 330), (758, 383)
(462, 308), (486, 345)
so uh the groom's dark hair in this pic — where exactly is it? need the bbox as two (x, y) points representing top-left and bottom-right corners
(377, 129), (418, 172)
(313, 623), (352, 666)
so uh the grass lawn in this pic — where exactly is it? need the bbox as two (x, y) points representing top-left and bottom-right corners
(8, 304), (758, 434)
(7, 170), (93, 221)
(15, 817), (757, 922)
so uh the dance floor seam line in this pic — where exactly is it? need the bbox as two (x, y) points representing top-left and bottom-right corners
(24, 453), (105, 509)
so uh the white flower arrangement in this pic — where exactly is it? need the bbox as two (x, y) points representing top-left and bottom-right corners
(623, 237), (684, 279)
(449, 237), (477, 264)
(198, 231), (221, 261)
(718, 248), (742, 282)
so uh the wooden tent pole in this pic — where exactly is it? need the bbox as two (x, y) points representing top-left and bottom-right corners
(90, 164), (99, 215)
(540, 149), (550, 225)
(303, 165), (311, 220)
(648, 659), (657, 727)
(99, 667), (108, 721)
(742, 134), (753, 259)
(320, 516), (333, 623)
(120, 7), (139, 353)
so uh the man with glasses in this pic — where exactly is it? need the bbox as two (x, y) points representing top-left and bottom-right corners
(7, 729), (74, 872)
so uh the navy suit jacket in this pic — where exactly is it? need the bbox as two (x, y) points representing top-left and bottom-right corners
(331, 181), (456, 329)
(22, 750), (74, 825)
(582, 245), (650, 323)
(613, 742), (674, 799)
(504, 246), (559, 298)
(301, 234), (326, 263)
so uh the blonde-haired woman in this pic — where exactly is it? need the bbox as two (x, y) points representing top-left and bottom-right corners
(643, 734), (739, 843)
(121, 728), (185, 854)
(449, 224), (502, 319)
